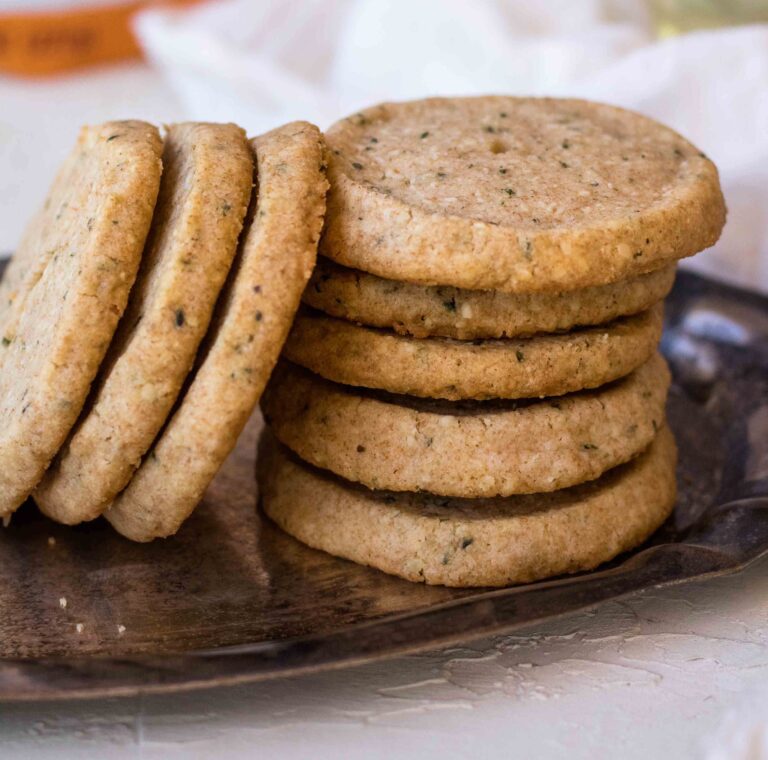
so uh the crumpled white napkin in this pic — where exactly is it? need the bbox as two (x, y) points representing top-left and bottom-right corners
(135, 0), (768, 294)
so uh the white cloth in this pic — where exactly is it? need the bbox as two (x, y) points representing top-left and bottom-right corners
(134, 0), (768, 294)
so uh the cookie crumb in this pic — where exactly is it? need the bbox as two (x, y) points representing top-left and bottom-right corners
(59, 597), (67, 609)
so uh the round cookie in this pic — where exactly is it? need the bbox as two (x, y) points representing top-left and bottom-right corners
(322, 97), (725, 293)
(304, 257), (676, 340)
(258, 427), (678, 587)
(262, 353), (670, 498)
(283, 304), (663, 400)
(0, 121), (162, 519)
(105, 121), (328, 542)
(35, 123), (254, 525)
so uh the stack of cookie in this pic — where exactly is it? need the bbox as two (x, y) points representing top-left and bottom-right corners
(0, 119), (327, 542)
(259, 97), (726, 587)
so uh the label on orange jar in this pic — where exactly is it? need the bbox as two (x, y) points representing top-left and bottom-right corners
(0, 0), (200, 76)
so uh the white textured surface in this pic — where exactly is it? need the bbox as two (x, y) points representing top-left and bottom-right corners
(1, 554), (767, 759)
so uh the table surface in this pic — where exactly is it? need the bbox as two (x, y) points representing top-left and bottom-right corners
(2, 65), (767, 760)
(1, 554), (766, 759)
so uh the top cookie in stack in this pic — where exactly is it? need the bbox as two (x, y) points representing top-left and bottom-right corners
(320, 97), (724, 294)
(260, 96), (726, 587)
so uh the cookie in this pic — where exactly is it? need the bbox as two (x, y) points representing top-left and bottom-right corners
(0, 121), (162, 519)
(322, 97), (725, 293)
(258, 427), (677, 587)
(304, 257), (676, 340)
(283, 304), (663, 400)
(35, 123), (253, 524)
(105, 121), (328, 542)
(262, 353), (670, 498)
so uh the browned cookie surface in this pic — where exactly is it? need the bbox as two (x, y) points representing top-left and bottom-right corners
(322, 97), (724, 292)
(304, 257), (676, 339)
(259, 427), (678, 587)
(35, 123), (253, 525)
(283, 304), (663, 400)
(105, 121), (328, 542)
(0, 121), (162, 518)
(263, 353), (670, 497)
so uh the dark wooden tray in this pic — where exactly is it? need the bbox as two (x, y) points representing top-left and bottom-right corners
(1, 269), (766, 701)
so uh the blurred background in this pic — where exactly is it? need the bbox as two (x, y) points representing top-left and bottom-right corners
(0, 0), (766, 291)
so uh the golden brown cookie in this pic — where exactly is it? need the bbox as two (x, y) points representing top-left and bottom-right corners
(283, 304), (663, 400)
(35, 123), (253, 524)
(258, 427), (677, 587)
(105, 121), (328, 542)
(304, 257), (676, 339)
(0, 122), (162, 519)
(322, 97), (725, 292)
(262, 353), (670, 497)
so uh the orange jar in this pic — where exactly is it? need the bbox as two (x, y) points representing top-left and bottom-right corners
(0, 0), (200, 76)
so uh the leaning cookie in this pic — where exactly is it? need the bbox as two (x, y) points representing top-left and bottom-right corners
(105, 121), (328, 542)
(258, 427), (677, 587)
(35, 123), (253, 525)
(0, 122), (162, 519)
(304, 257), (676, 340)
(322, 97), (725, 293)
(283, 304), (663, 400)
(262, 353), (670, 498)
